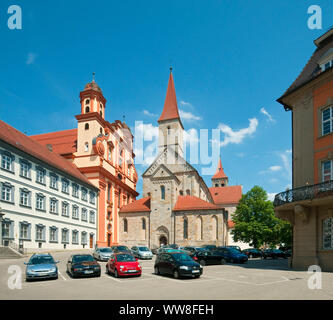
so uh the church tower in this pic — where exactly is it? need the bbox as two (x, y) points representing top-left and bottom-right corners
(212, 157), (229, 187)
(158, 68), (184, 158)
(75, 75), (107, 155)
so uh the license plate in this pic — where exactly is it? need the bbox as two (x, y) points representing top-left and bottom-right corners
(192, 270), (200, 273)
(38, 272), (49, 276)
(84, 270), (93, 274)
(127, 270), (137, 273)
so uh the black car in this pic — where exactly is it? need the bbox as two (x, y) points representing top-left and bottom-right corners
(201, 245), (217, 250)
(182, 246), (205, 255)
(154, 252), (203, 279)
(263, 249), (287, 259)
(242, 248), (263, 258)
(226, 245), (242, 252)
(214, 247), (248, 264)
(67, 254), (101, 278)
(191, 249), (227, 266)
(111, 245), (131, 253)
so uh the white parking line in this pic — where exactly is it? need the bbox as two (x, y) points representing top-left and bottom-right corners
(101, 273), (122, 283)
(58, 271), (67, 281)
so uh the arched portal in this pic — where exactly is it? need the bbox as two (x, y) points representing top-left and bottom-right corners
(159, 235), (168, 246)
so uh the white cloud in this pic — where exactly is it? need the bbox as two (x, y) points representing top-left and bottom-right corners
(269, 166), (282, 172)
(267, 193), (277, 201)
(143, 110), (157, 117)
(260, 107), (275, 123)
(26, 53), (37, 65)
(218, 118), (258, 147)
(179, 110), (201, 121)
(184, 128), (199, 144)
(180, 100), (193, 108)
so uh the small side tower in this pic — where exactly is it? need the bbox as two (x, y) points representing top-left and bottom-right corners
(212, 157), (228, 187)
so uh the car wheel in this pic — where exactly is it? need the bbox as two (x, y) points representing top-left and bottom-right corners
(114, 269), (119, 278)
(220, 258), (226, 265)
(154, 266), (160, 275)
(96, 272), (101, 277)
(200, 260), (206, 266)
(173, 270), (180, 279)
(195, 275), (201, 278)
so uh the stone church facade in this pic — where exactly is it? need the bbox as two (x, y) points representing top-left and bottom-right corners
(119, 70), (242, 249)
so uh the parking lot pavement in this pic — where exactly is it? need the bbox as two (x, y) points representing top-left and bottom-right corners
(1, 250), (333, 300)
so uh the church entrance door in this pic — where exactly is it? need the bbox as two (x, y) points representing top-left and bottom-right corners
(159, 236), (168, 246)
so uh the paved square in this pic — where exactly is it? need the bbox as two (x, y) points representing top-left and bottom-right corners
(0, 250), (332, 300)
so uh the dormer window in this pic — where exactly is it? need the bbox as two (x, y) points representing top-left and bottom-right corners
(318, 49), (333, 72)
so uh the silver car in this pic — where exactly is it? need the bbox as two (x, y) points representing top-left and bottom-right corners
(131, 246), (153, 260)
(25, 253), (59, 281)
(93, 247), (113, 261)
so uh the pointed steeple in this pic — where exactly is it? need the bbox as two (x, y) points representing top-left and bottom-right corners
(212, 157), (228, 187)
(158, 68), (181, 123)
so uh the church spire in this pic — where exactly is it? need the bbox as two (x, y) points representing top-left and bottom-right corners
(212, 157), (228, 187)
(158, 68), (181, 123)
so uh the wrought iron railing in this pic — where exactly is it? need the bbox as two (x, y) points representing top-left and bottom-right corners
(274, 180), (333, 207)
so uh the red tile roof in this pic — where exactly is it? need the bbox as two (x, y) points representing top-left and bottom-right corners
(209, 186), (242, 205)
(173, 195), (220, 211)
(119, 197), (151, 213)
(30, 129), (77, 155)
(228, 220), (235, 228)
(212, 157), (227, 179)
(0, 121), (95, 188)
(158, 71), (181, 123)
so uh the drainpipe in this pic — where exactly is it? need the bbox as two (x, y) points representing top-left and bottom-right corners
(0, 208), (4, 246)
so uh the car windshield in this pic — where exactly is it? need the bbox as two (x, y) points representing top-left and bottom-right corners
(72, 255), (95, 263)
(196, 247), (206, 252)
(138, 247), (149, 251)
(117, 254), (136, 262)
(29, 256), (54, 265)
(172, 253), (193, 262)
(99, 248), (112, 253)
(228, 249), (241, 254)
(117, 246), (129, 251)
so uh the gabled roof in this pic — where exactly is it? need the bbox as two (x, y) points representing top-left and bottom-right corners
(173, 195), (220, 211)
(212, 157), (227, 180)
(278, 28), (333, 107)
(119, 197), (151, 213)
(158, 70), (181, 123)
(0, 120), (95, 188)
(30, 129), (77, 156)
(209, 186), (242, 205)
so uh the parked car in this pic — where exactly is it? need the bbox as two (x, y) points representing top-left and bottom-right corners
(25, 253), (59, 281)
(181, 246), (206, 255)
(226, 245), (242, 252)
(242, 248), (263, 259)
(131, 246), (153, 260)
(169, 244), (180, 249)
(191, 249), (227, 266)
(154, 252), (203, 279)
(111, 245), (131, 253)
(93, 247), (113, 261)
(157, 247), (183, 255)
(214, 247), (248, 264)
(106, 252), (142, 277)
(201, 245), (217, 250)
(67, 254), (101, 278)
(285, 249), (292, 257)
(263, 249), (287, 259)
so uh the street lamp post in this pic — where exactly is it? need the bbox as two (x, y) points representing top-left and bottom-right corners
(0, 207), (4, 246)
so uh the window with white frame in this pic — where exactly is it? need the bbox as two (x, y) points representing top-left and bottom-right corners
(323, 217), (333, 249)
(20, 160), (31, 179)
(72, 230), (79, 244)
(1, 182), (14, 203)
(61, 229), (69, 244)
(50, 198), (58, 214)
(89, 191), (96, 205)
(62, 201), (69, 217)
(81, 208), (88, 221)
(81, 232), (87, 245)
(49, 227), (58, 243)
(1, 151), (14, 172)
(20, 188), (31, 207)
(62, 179), (69, 194)
(322, 106), (333, 136)
(36, 225), (46, 242)
(322, 160), (333, 182)
(50, 173), (58, 189)
(36, 167), (46, 184)
(72, 183), (79, 198)
(89, 211), (95, 224)
(19, 222), (31, 240)
(2, 219), (14, 239)
(36, 193), (45, 211)
(72, 205), (79, 219)
(81, 188), (88, 201)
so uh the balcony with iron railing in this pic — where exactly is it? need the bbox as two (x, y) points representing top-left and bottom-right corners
(274, 180), (333, 207)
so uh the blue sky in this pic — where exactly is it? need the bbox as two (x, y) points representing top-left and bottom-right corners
(1, 0), (333, 199)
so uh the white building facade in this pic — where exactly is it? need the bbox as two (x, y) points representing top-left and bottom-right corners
(0, 135), (99, 253)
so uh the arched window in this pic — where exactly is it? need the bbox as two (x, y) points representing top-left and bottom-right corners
(100, 128), (103, 134)
(84, 142), (89, 152)
(85, 123), (89, 130)
(186, 189), (190, 196)
(215, 183), (219, 187)
(212, 216), (218, 240)
(197, 216), (203, 240)
(323, 217), (333, 249)
(167, 126), (171, 135)
(100, 111), (103, 117)
(161, 185), (165, 200)
(142, 218), (146, 230)
(123, 218), (127, 232)
(85, 99), (90, 105)
(179, 190), (183, 196)
(85, 107), (90, 113)
(183, 217), (188, 239)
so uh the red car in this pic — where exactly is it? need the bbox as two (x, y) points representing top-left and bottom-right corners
(106, 252), (142, 277)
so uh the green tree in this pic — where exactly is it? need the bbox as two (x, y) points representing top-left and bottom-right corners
(231, 186), (292, 248)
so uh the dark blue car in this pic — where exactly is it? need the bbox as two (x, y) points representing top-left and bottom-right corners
(214, 247), (248, 264)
